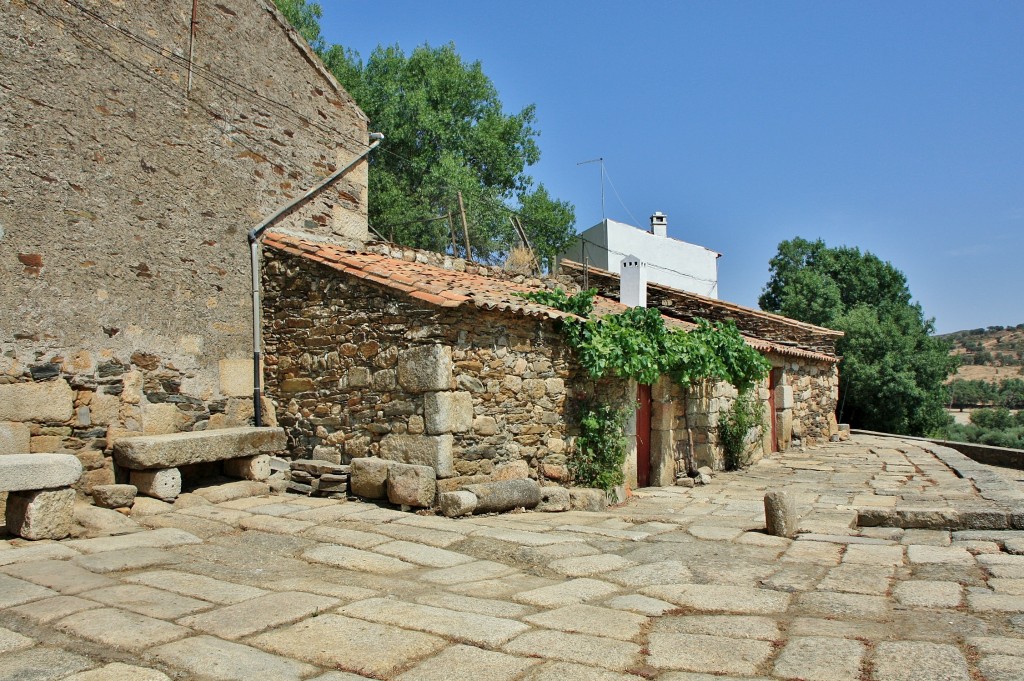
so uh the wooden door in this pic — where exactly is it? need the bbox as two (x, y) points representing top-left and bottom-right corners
(636, 384), (652, 487)
(768, 368), (782, 453)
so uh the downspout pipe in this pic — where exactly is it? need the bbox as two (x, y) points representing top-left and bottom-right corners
(247, 133), (383, 426)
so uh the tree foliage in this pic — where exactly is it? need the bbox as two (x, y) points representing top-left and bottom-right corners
(759, 237), (958, 436)
(273, 1), (576, 266)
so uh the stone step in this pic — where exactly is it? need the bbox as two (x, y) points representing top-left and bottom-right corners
(0, 453), (83, 492)
(113, 427), (286, 470)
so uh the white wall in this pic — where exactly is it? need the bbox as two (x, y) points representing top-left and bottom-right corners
(560, 219), (720, 298)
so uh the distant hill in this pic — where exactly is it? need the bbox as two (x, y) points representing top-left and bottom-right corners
(939, 324), (1024, 382)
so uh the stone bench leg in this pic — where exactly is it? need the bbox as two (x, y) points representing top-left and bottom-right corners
(5, 487), (75, 540)
(223, 454), (270, 481)
(130, 468), (181, 502)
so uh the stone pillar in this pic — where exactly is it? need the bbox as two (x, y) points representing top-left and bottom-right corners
(765, 490), (798, 538)
(5, 488), (75, 540)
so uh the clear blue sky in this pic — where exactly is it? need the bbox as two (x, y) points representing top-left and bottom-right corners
(320, 1), (1024, 334)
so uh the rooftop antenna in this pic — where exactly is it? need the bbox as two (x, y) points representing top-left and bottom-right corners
(577, 157), (606, 222)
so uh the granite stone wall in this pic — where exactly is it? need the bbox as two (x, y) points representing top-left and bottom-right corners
(1, 0), (368, 440)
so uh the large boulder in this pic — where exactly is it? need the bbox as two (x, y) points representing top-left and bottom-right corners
(387, 463), (437, 508)
(378, 434), (454, 478)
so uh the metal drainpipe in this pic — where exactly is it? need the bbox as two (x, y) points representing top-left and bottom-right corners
(247, 133), (383, 426)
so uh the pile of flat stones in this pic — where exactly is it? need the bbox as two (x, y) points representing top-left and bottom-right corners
(286, 459), (350, 498)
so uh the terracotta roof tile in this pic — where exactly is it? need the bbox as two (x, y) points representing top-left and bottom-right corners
(262, 232), (838, 364)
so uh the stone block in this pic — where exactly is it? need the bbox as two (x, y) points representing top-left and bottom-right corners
(142, 403), (191, 436)
(219, 358), (255, 398)
(316, 474), (348, 494)
(312, 445), (341, 464)
(424, 391), (473, 434)
(350, 457), (391, 499)
(223, 455), (271, 481)
(113, 427), (286, 469)
(439, 491), (477, 517)
(0, 453), (83, 492)
(0, 379), (74, 423)
(537, 486), (570, 512)
(569, 488), (608, 511)
(0, 422), (31, 453)
(539, 463), (568, 481)
(765, 490), (798, 538)
(387, 463), (437, 508)
(92, 484), (138, 509)
(775, 384), (794, 409)
(348, 366), (371, 388)
(379, 434), (454, 478)
(89, 392), (120, 427)
(397, 345), (452, 393)
(131, 468), (182, 501)
(493, 460), (529, 481)
(473, 416), (498, 435)
(461, 479), (541, 513)
(30, 435), (62, 452)
(6, 487), (75, 540)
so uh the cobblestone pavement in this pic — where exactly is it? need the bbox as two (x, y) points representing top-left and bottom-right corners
(3, 434), (1024, 680)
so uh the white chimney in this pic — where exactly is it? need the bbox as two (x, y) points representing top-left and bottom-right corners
(619, 255), (647, 308)
(650, 211), (668, 237)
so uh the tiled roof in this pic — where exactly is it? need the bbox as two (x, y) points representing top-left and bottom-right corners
(263, 232), (837, 364)
(263, 231), (627, 322)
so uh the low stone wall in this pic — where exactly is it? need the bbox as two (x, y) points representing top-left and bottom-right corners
(782, 357), (839, 446)
(0, 352), (266, 495)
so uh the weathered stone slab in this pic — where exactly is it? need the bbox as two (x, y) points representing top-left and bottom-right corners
(462, 478), (541, 513)
(57, 607), (190, 651)
(524, 604), (648, 641)
(131, 468), (181, 501)
(387, 462), (436, 507)
(251, 614), (447, 678)
(1, 559), (115, 594)
(0, 626), (34, 654)
(73, 547), (181, 574)
(648, 632), (774, 676)
(548, 554), (637, 577)
(150, 635), (317, 681)
(87, 584), (213, 619)
(379, 434), (454, 478)
(653, 614), (781, 640)
(569, 488), (607, 511)
(0, 648), (94, 681)
(0, 378), (74, 422)
(372, 540), (474, 568)
(179, 591), (334, 639)
(871, 641), (969, 681)
(339, 597), (530, 646)
(773, 635), (865, 681)
(6, 487), (76, 540)
(113, 427), (286, 469)
(397, 345), (452, 393)
(394, 643), (538, 681)
(304, 544), (416, 574)
(0, 572), (58, 608)
(643, 584), (791, 614)
(64, 527), (202, 554)
(513, 578), (619, 607)
(502, 630), (641, 672)
(894, 580), (963, 608)
(124, 570), (267, 605)
(0, 453), (82, 492)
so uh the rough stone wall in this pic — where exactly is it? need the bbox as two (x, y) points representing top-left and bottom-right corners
(0, 1), (368, 442)
(0, 356), (263, 496)
(783, 357), (840, 446)
(262, 250), (614, 484)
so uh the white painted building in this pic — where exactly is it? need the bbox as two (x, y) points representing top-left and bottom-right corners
(558, 213), (721, 298)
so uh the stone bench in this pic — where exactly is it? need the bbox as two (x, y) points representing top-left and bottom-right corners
(112, 427), (286, 501)
(1, 453), (83, 540)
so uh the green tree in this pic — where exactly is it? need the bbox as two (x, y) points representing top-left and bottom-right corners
(325, 43), (574, 262)
(272, 0), (325, 51)
(759, 237), (958, 436)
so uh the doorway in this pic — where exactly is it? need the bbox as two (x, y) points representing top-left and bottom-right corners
(768, 368), (782, 453)
(636, 383), (652, 487)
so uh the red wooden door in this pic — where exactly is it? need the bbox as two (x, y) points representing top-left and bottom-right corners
(636, 384), (652, 487)
(769, 368), (782, 452)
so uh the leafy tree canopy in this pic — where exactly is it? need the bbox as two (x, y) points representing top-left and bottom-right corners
(759, 237), (958, 436)
(274, 1), (575, 268)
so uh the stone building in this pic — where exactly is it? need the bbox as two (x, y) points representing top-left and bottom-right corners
(0, 0), (370, 491)
(260, 231), (842, 495)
